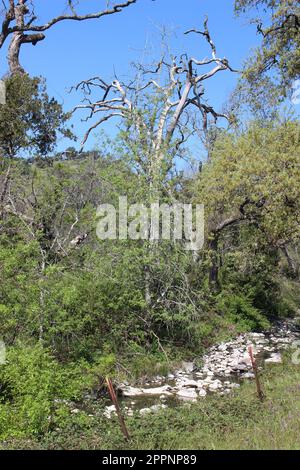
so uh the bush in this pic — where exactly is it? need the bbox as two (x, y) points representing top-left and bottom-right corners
(0, 345), (112, 439)
(216, 292), (270, 332)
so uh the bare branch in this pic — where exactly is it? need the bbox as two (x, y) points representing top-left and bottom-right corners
(1, 0), (139, 73)
(73, 16), (238, 182)
(185, 17), (217, 59)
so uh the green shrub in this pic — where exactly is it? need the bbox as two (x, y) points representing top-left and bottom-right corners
(0, 345), (64, 438)
(0, 345), (112, 439)
(216, 292), (270, 332)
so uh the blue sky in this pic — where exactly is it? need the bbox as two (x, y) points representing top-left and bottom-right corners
(1, 0), (264, 155)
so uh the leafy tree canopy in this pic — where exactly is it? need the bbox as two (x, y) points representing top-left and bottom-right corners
(195, 120), (300, 247)
(234, 0), (300, 114)
(0, 74), (74, 158)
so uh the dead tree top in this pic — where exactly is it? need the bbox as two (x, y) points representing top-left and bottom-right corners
(72, 17), (238, 150)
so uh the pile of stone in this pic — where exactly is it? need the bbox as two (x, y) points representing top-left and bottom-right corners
(108, 319), (299, 417)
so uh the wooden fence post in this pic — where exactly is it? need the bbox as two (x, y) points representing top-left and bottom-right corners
(106, 376), (130, 440)
(248, 346), (265, 401)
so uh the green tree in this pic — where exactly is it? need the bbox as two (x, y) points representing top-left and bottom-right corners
(195, 120), (300, 286)
(234, 0), (300, 115)
(0, 74), (74, 158)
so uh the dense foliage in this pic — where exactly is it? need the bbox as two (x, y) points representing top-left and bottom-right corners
(0, 1), (299, 448)
(234, 0), (300, 116)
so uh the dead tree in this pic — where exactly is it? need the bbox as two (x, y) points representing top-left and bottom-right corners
(73, 18), (238, 304)
(0, 0), (138, 75)
(73, 18), (237, 196)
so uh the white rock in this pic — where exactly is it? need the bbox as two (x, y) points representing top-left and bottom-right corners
(150, 404), (167, 412)
(208, 380), (222, 391)
(181, 379), (199, 388)
(276, 338), (290, 344)
(250, 333), (265, 338)
(181, 361), (194, 373)
(264, 346), (275, 352)
(242, 372), (255, 379)
(141, 385), (173, 396)
(177, 388), (198, 400)
(265, 353), (282, 364)
(103, 405), (116, 419)
(121, 385), (172, 397)
(228, 383), (240, 389)
(120, 386), (144, 397)
(139, 408), (152, 416)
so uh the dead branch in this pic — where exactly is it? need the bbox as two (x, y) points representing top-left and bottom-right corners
(1, 1), (139, 74)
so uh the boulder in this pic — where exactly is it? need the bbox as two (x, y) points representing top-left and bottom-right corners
(120, 386), (144, 397)
(181, 361), (195, 373)
(176, 388), (198, 400)
(265, 353), (282, 364)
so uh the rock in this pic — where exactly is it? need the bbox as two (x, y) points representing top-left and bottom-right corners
(255, 338), (268, 345)
(103, 405), (116, 419)
(181, 361), (194, 373)
(195, 372), (204, 378)
(120, 386), (144, 397)
(264, 346), (275, 352)
(116, 320), (298, 414)
(71, 408), (80, 414)
(276, 338), (290, 344)
(139, 408), (152, 416)
(120, 385), (172, 397)
(250, 333), (265, 338)
(150, 404), (167, 412)
(181, 379), (199, 388)
(242, 372), (255, 379)
(176, 388), (198, 400)
(228, 383), (240, 389)
(208, 380), (222, 391)
(160, 395), (167, 400)
(265, 353), (282, 364)
(196, 380), (206, 388)
(141, 385), (172, 396)
(232, 363), (248, 372)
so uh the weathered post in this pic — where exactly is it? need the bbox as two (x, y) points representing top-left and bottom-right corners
(248, 346), (264, 401)
(106, 377), (130, 440)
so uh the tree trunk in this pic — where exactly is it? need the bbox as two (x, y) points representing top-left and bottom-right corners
(144, 265), (151, 306)
(7, 32), (25, 75)
(282, 245), (299, 278)
(7, 30), (45, 75)
(209, 235), (219, 289)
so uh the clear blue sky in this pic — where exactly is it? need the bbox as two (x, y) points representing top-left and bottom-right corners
(1, 0), (264, 155)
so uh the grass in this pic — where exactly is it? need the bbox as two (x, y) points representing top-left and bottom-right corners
(1, 352), (300, 450)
